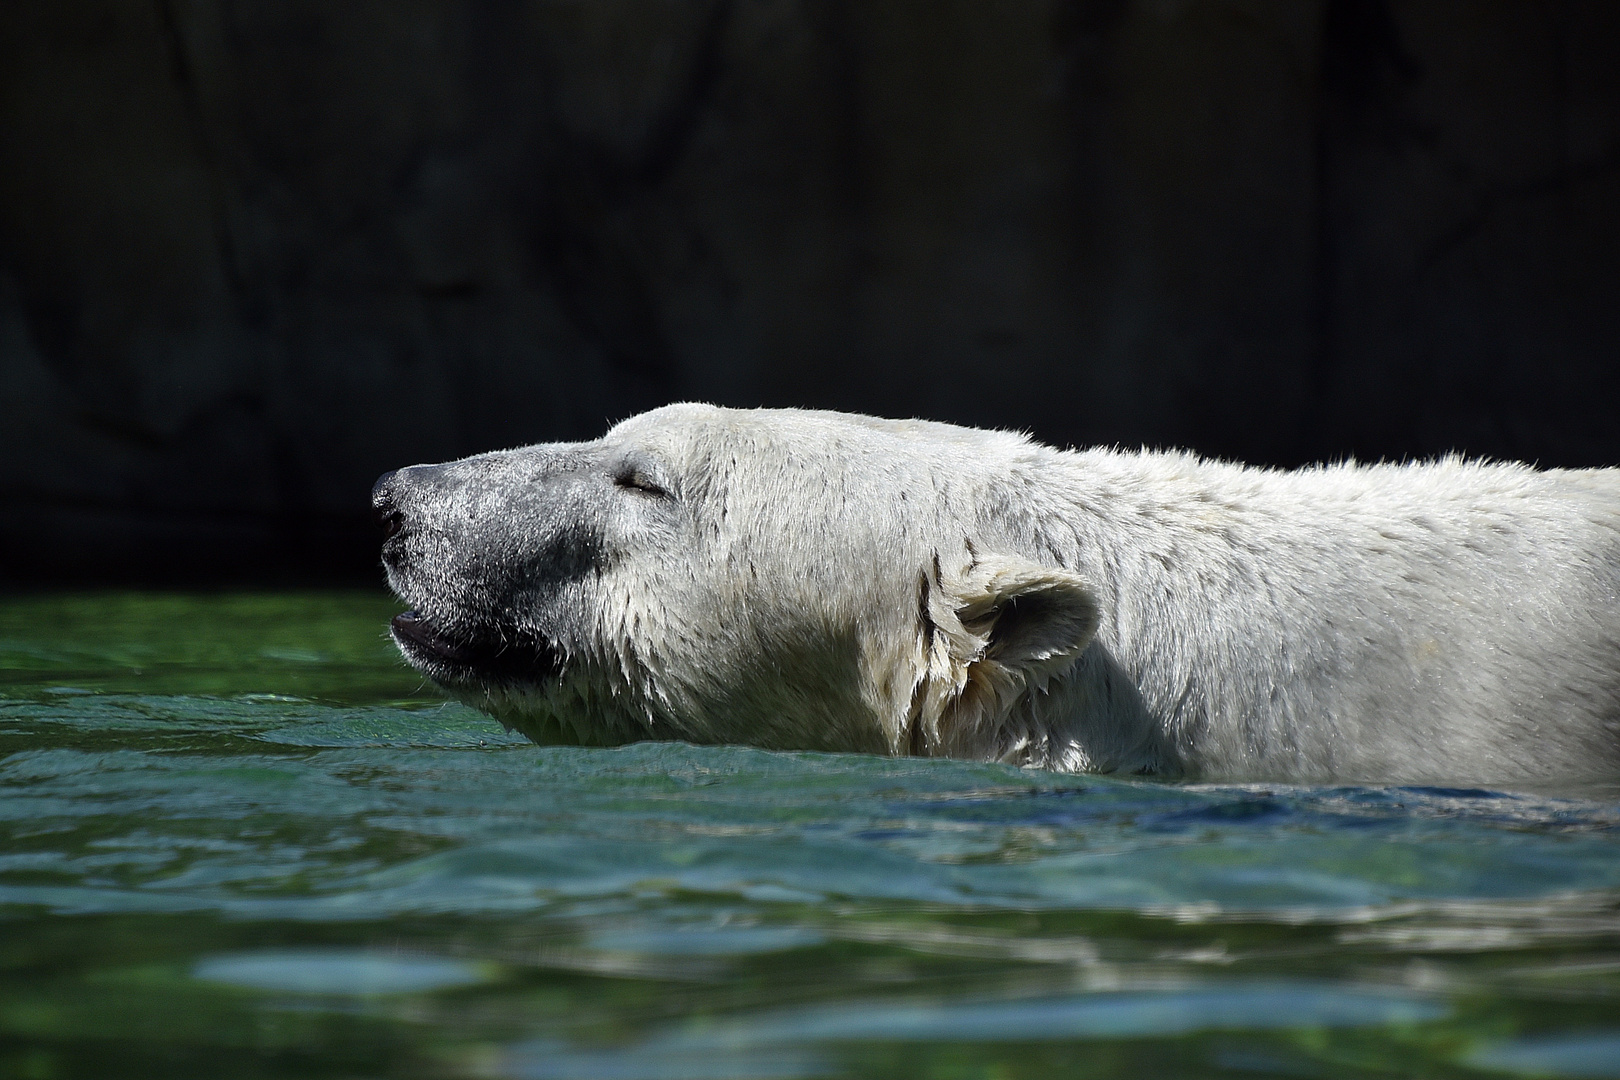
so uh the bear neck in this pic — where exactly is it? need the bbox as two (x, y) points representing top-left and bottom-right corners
(978, 446), (1333, 779)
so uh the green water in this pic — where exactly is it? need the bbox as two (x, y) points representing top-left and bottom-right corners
(2, 594), (1618, 1079)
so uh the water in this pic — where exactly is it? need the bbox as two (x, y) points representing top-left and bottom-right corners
(2, 593), (1618, 1079)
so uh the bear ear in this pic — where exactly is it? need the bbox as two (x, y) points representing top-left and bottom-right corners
(949, 559), (1101, 676)
(908, 552), (1100, 755)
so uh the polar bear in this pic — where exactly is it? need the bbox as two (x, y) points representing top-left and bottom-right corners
(372, 404), (1620, 784)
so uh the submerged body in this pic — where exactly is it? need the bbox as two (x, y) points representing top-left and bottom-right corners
(374, 404), (1620, 784)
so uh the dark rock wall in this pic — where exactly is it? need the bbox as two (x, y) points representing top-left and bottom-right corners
(1317, 1), (1620, 463)
(1, 1), (1616, 582)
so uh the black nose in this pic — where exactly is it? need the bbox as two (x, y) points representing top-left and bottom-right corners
(371, 471), (404, 540)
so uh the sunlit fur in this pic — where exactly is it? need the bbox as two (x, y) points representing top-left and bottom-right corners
(381, 404), (1620, 784)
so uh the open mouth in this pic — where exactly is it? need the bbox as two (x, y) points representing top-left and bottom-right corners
(390, 610), (563, 684)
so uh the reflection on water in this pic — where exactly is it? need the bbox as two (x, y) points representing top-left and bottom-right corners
(1467, 1033), (1620, 1079)
(1, 593), (1618, 1079)
(194, 950), (495, 995)
(505, 983), (1449, 1079)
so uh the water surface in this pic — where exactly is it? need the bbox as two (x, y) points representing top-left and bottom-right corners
(2, 593), (1617, 1078)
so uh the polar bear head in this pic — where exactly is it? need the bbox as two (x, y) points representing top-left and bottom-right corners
(373, 404), (1102, 759)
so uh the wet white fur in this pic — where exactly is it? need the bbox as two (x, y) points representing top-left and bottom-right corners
(419, 404), (1620, 784)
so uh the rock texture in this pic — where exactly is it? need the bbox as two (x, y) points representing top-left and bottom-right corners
(1, 1), (1617, 582)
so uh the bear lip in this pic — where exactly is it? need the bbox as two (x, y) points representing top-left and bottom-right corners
(391, 610), (479, 665)
(391, 610), (563, 685)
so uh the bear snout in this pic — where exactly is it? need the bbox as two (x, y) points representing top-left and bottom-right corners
(371, 470), (404, 540)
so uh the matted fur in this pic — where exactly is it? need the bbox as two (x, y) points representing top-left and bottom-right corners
(375, 404), (1620, 784)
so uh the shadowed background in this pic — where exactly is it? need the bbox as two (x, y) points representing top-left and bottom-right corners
(2, 0), (1617, 584)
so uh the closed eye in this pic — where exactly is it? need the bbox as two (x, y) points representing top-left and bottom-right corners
(613, 468), (670, 498)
